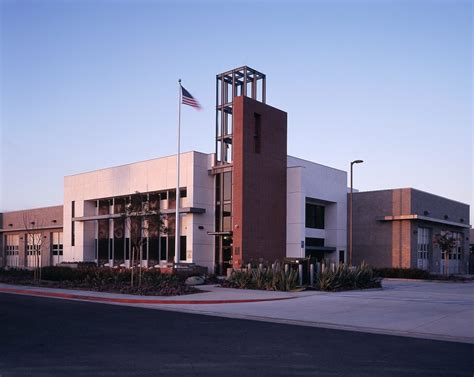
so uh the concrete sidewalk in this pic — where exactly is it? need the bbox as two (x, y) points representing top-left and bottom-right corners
(0, 283), (307, 304)
(1, 279), (473, 344)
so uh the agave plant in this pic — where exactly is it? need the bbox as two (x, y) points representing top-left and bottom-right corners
(229, 269), (253, 289)
(316, 262), (381, 291)
(226, 261), (298, 291)
(251, 266), (271, 290)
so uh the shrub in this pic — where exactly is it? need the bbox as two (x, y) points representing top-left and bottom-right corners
(41, 266), (83, 281)
(373, 268), (432, 280)
(0, 268), (33, 281)
(316, 263), (381, 291)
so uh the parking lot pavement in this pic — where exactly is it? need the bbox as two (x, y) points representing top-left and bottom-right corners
(2, 293), (473, 377)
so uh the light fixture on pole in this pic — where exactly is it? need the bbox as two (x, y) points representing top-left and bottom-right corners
(349, 159), (364, 266)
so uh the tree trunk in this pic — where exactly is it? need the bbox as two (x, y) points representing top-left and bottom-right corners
(130, 245), (135, 288)
(39, 252), (42, 284)
(139, 245), (143, 287)
(445, 251), (449, 275)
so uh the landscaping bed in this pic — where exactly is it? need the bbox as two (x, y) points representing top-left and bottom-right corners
(222, 262), (382, 292)
(374, 268), (474, 282)
(0, 266), (202, 296)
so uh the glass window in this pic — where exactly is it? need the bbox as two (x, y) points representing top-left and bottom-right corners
(160, 236), (167, 261)
(168, 236), (175, 263)
(417, 227), (430, 260)
(168, 190), (176, 209)
(180, 236), (187, 261)
(223, 172), (232, 202)
(149, 193), (160, 210)
(306, 238), (325, 247)
(114, 197), (126, 215)
(149, 236), (159, 262)
(27, 233), (41, 255)
(52, 232), (64, 256)
(452, 232), (463, 260)
(215, 174), (221, 203)
(223, 203), (232, 231)
(125, 238), (130, 260)
(305, 203), (325, 229)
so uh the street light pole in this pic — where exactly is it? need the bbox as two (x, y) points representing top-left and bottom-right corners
(349, 159), (364, 266)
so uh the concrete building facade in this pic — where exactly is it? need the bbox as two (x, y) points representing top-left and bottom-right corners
(63, 151), (215, 269)
(287, 157), (348, 265)
(351, 188), (470, 274)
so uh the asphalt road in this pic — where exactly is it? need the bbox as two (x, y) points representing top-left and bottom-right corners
(0, 293), (472, 377)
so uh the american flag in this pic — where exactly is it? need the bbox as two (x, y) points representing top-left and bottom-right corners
(181, 86), (201, 109)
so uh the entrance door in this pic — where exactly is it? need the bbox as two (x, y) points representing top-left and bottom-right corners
(215, 236), (233, 275)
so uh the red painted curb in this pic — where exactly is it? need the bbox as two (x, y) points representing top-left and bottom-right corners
(0, 287), (295, 305)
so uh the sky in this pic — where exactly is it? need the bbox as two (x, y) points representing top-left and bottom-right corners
(1, 0), (472, 223)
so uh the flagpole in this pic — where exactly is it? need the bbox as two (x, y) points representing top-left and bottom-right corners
(175, 79), (182, 266)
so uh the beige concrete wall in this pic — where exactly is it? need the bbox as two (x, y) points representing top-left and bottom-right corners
(63, 151), (215, 269)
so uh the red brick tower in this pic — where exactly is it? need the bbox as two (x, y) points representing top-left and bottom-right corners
(211, 67), (287, 274)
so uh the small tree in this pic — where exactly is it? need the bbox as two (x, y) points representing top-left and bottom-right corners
(433, 231), (457, 275)
(122, 192), (165, 287)
(23, 214), (46, 284)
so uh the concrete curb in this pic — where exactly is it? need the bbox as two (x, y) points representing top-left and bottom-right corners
(0, 286), (296, 305)
(383, 278), (474, 284)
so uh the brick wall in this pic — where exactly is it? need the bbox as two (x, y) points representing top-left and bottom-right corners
(351, 189), (470, 273)
(232, 96), (287, 266)
(1, 206), (63, 268)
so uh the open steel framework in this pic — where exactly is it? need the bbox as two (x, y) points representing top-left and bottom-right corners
(215, 66), (266, 165)
(212, 66), (266, 274)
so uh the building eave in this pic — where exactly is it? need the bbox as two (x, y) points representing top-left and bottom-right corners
(0, 225), (63, 233)
(376, 214), (471, 228)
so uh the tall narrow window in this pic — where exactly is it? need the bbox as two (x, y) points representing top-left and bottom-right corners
(305, 202), (325, 229)
(223, 172), (232, 202)
(180, 236), (187, 261)
(417, 227), (430, 270)
(52, 232), (64, 266)
(254, 113), (261, 153)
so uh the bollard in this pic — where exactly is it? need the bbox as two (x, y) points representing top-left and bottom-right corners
(310, 264), (314, 286)
(298, 264), (303, 286)
(285, 264), (289, 273)
(247, 263), (251, 271)
(331, 263), (335, 272)
(258, 263), (263, 270)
